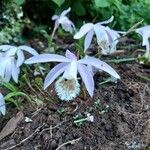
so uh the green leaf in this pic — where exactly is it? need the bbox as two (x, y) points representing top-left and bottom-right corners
(52, 0), (65, 7)
(73, 2), (86, 16)
(13, 0), (25, 5)
(95, 0), (110, 8)
(0, 81), (17, 92)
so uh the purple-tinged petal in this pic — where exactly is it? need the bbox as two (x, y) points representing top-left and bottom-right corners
(78, 56), (120, 79)
(105, 27), (120, 44)
(74, 23), (94, 39)
(60, 7), (71, 18)
(77, 63), (94, 97)
(25, 54), (71, 64)
(97, 16), (114, 25)
(65, 50), (77, 60)
(63, 61), (77, 79)
(44, 62), (68, 89)
(94, 24), (109, 45)
(18, 45), (38, 56)
(84, 29), (94, 51)
(59, 16), (75, 33)
(16, 50), (25, 67)
(0, 45), (16, 51)
(52, 15), (59, 20)
(0, 93), (5, 115)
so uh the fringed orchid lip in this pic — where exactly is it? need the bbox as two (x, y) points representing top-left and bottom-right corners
(55, 76), (80, 101)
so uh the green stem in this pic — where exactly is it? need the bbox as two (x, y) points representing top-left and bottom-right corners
(74, 118), (87, 124)
(106, 58), (137, 64)
(50, 26), (57, 45)
(99, 79), (111, 85)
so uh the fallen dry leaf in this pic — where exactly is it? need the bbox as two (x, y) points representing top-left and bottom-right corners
(0, 111), (24, 141)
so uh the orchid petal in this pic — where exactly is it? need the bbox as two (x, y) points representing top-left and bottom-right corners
(77, 63), (94, 97)
(60, 7), (71, 17)
(59, 17), (75, 33)
(4, 61), (12, 82)
(65, 50), (77, 60)
(98, 16), (114, 25)
(94, 24), (109, 45)
(5, 47), (17, 57)
(84, 29), (94, 51)
(16, 50), (25, 67)
(105, 27), (120, 44)
(0, 93), (5, 115)
(0, 45), (15, 51)
(74, 23), (93, 39)
(63, 61), (77, 79)
(12, 62), (20, 83)
(61, 22), (73, 33)
(18, 45), (38, 55)
(44, 63), (68, 89)
(52, 15), (59, 20)
(25, 54), (71, 64)
(0, 58), (8, 78)
(78, 56), (120, 79)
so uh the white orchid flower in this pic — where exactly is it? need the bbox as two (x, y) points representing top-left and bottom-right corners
(74, 16), (120, 55)
(0, 45), (38, 67)
(0, 93), (6, 115)
(136, 25), (150, 57)
(0, 45), (38, 82)
(25, 50), (120, 101)
(51, 7), (75, 41)
(0, 51), (20, 82)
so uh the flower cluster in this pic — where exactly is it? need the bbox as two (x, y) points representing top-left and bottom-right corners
(0, 7), (149, 115)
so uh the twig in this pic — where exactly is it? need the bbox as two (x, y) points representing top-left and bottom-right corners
(4, 124), (45, 150)
(55, 137), (81, 150)
(40, 121), (65, 136)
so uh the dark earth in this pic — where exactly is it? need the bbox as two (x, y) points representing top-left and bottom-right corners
(0, 36), (150, 150)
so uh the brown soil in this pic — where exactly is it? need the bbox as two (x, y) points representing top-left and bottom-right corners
(0, 37), (150, 150)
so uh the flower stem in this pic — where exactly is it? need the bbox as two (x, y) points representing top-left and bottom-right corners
(106, 58), (137, 64)
(50, 26), (57, 44)
(74, 118), (87, 124)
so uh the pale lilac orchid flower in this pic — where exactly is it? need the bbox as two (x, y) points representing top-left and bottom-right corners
(25, 50), (120, 101)
(0, 45), (38, 82)
(74, 16), (120, 55)
(0, 93), (6, 115)
(51, 7), (75, 41)
(136, 25), (150, 57)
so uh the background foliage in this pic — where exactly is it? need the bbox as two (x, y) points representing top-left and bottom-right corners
(1, 0), (150, 44)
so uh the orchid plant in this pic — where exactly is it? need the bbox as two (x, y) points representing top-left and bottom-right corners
(0, 93), (5, 115)
(0, 45), (38, 82)
(74, 16), (120, 55)
(136, 25), (150, 65)
(51, 7), (75, 42)
(25, 50), (120, 101)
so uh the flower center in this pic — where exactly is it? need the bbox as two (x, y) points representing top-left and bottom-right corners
(55, 77), (80, 101)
